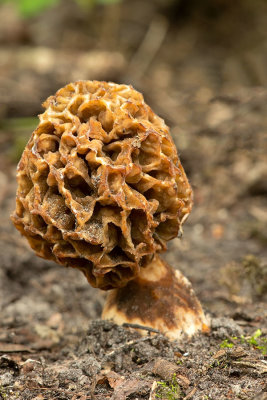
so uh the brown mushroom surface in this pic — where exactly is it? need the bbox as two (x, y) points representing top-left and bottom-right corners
(102, 254), (209, 340)
(11, 80), (192, 290)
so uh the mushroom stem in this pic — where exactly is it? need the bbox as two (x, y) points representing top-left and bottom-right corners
(102, 255), (209, 340)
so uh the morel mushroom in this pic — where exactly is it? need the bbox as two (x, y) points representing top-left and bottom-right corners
(11, 80), (208, 338)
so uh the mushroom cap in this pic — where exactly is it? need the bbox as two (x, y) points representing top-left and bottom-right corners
(11, 80), (192, 290)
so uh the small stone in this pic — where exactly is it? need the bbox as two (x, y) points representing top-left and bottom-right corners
(0, 371), (14, 386)
(211, 317), (243, 338)
(22, 359), (41, 374)
(70, 355), (101, 377)
(78, 375), (89, 386)
(231, 384), (241, 396)
(47, 312), (63, 329)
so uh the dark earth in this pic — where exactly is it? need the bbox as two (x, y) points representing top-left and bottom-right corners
(0, 0), (266, 399)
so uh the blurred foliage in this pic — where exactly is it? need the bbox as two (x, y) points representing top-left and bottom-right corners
(0, 0), (122, 18)
(0, 117), (38, 161)
(0, 0), (59, 17)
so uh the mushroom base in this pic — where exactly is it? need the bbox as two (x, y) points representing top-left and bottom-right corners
(102, 255), (209, 340)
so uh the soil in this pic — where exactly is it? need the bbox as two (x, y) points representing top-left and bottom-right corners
(0, 1), (266, 399)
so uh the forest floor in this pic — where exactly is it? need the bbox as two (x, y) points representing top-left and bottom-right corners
(0, 1), (266, 399)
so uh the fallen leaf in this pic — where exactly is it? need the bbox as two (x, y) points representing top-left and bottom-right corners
(112, 378), (150, 400)
(95, 370), (125, 390)
(152, 358), (180, 380)
(0, 342), (33, 353)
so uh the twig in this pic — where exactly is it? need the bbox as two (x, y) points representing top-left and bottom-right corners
(127, 15), (169, 81)
(184, 386), (197, 399)
(149, 381), (158, 400)
(0, 343), (33, 353)
(231, 360), (267, 374)
(26, 385), (69, 392)
(100, 2), (121, 49)
(122, 322), (160, 334)
(90, 374), (97, 400)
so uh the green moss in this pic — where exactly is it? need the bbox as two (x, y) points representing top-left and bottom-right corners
(220, 339), (234, 349)
(0, 385), (8, 400)
(0, 117), (37, 162)
(156, 374), (183, 400)
(241, 329), (267, 355)
(219, 330), (267, 355)
(1, 0), (122, 18)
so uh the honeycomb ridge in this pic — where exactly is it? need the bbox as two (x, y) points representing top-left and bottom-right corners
(11, 81), (192, 290)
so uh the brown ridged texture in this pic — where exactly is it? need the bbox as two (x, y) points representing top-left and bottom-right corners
(11, 80), (192, 290)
